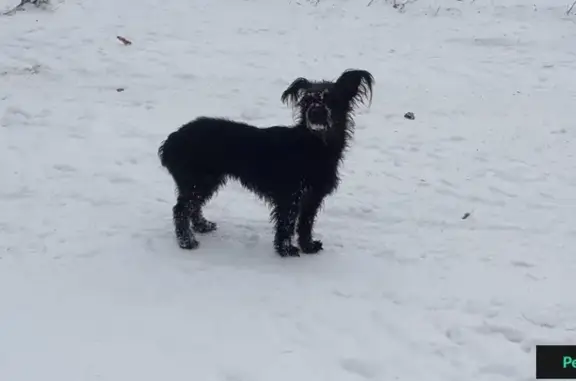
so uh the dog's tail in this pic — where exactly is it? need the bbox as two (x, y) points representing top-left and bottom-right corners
(158, 131), (178, 170)
(157, 128), (189, 174)
(158, 138), (169, 168)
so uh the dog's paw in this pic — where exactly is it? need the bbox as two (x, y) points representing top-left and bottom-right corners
(277, 244), (301, 257)
(300, 240), (323, 254)
(193, 220), (217, 234)
(178, 237), (200, 250)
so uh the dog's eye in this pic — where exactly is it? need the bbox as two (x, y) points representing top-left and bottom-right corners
(302, 91), (327, 104)
(301, 95), (317, 104)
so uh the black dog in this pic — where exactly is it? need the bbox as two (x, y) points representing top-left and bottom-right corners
(158, 69), (374, 257)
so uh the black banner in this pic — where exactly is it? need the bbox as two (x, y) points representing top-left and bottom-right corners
(536, 345), (576, 379)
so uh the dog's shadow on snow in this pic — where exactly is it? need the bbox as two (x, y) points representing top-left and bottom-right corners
(145, 219), (348, 276)
(147, 187), (359, 275)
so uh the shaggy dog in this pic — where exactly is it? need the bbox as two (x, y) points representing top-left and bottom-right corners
(158, 69), (374, 257)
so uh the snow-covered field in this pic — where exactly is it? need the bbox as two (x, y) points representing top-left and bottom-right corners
(1, 0), (576, 380)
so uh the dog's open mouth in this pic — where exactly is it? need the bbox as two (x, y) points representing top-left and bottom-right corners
(306, 104), (330, 132)
(307, 122), (328, 131)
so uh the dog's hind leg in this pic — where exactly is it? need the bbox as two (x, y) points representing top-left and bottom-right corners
(297, 189), (326, 254)
(172, 195), (199, 250)
(172, 174), (223, 249)
(271, 196), (301, 257)
(192, 209), (217, 233)
(189, 176), (225, 234)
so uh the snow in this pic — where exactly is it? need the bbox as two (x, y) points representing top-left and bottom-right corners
(1, 0), (576, 380)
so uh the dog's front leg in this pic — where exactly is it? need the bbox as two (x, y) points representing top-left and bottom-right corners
(297, 189), (325, 254)
(271, 200), (300, 257)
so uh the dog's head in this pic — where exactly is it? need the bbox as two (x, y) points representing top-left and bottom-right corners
(281, 69), (374, 138)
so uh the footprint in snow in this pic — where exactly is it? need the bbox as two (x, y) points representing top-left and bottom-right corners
(339, 357), (380, 379)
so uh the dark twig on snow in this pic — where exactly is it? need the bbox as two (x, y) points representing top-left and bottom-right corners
(2, 0), (49, 16)
(567, 0), (576, 15)
(117, 36), (133, 45)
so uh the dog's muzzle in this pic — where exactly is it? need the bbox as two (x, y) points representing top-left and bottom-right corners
(306, 104), (329, 131)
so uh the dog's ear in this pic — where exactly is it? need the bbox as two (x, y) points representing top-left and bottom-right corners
(281, 77), (311, 107)
(334, 69), (374, 108)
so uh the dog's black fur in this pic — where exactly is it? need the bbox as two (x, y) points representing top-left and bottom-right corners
(158, 69), (374, 257)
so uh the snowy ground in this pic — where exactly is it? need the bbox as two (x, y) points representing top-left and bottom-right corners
(1, 0), (576, 380)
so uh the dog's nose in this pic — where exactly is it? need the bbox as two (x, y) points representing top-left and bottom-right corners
(307, 106), (327, 124)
